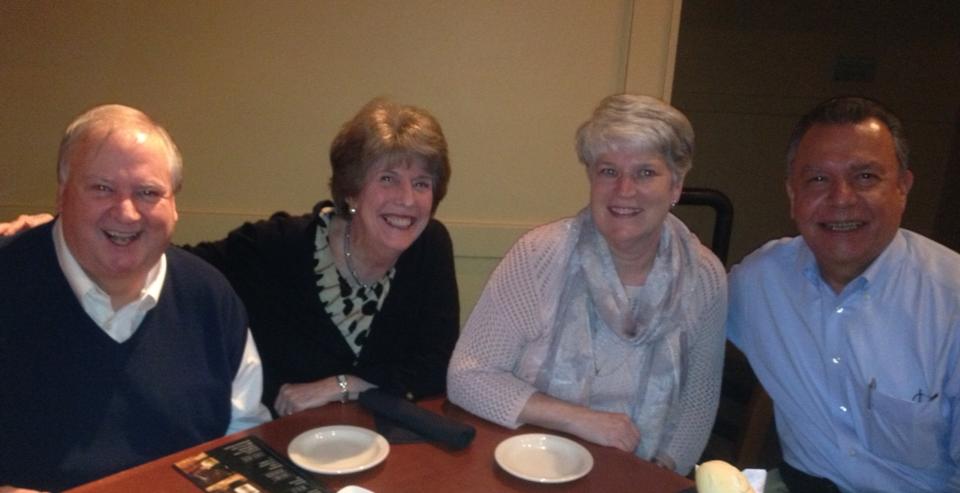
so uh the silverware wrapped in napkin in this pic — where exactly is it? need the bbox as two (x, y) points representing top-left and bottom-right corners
(358, 389), (476, 450)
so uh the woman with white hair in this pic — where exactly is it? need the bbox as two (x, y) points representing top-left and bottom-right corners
(447, 94), (726, 475)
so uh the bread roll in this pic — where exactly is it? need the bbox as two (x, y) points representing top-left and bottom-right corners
(695, 460), (755, 493)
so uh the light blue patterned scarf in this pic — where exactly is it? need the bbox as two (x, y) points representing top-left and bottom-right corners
(534, 208), (700, 459)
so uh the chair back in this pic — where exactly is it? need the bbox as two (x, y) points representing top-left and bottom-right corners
(676, 187), (733, 265)
(677, 187), (776, 469)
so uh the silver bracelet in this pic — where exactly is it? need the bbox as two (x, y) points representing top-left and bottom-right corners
(336, 374), (349, 403)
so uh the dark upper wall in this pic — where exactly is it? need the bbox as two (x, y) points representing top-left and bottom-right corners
(672, 0), (960, 264)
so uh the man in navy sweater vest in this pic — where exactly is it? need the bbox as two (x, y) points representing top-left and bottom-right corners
(0, 105), (270, 492)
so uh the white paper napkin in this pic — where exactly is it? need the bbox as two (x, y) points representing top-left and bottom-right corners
(742, 468), (767, 493)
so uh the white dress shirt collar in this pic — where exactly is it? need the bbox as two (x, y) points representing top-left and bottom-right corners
(52, 218), (165, 343)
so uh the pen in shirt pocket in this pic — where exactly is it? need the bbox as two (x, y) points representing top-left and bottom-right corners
(867, 377), (876, 410)
(913, 388), (939, 403)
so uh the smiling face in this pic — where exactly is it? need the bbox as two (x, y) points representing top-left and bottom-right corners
(57, 126), (178, 299)
(588, 149), (682, 258)
(346, 156), (434, 263)
(787, 119), (912, 291)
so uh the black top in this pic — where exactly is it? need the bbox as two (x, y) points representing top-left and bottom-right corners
(185, 201), (460, 410)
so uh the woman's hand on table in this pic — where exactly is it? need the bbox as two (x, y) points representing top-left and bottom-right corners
(519, 392), (641, 453)
(567, 409), (641, 452)
(273, 375), (377, 416)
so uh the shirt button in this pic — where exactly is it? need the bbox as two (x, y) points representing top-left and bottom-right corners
(836, 306), (845, 314)
(839, 405), (848, 412)
(832, 357), (841, 364)
(352, 360), (359, 367)
(848, 449), (856, 457)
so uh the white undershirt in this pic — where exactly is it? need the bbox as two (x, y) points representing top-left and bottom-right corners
(53, 219), (270, 433)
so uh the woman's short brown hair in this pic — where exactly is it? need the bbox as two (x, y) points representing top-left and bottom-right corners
(329, 98), (451, 214)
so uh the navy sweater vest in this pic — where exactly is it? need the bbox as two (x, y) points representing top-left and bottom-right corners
(0, 223), (247, 491)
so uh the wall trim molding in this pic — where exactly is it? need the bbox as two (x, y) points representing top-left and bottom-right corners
(0, 204), (536, 261)
(625, 0), (682, 100)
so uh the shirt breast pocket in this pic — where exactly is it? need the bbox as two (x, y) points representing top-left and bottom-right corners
(862, 389), (944, 469)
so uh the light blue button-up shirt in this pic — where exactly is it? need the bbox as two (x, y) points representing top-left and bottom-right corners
(728, 229), (960, 492)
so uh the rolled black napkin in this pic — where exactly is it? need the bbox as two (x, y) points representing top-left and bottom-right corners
(358, 389), (475, 450)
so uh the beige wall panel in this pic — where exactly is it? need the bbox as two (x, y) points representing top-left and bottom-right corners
(0, 1), (682, 322)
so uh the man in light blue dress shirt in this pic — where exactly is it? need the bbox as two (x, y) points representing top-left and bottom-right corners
(728, 96), (959, 493)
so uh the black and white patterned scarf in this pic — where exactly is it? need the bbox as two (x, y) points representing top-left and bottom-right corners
(313, 207), (394, 356)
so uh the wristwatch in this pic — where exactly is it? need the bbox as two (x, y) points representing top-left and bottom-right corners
(336, 374), (349, 403)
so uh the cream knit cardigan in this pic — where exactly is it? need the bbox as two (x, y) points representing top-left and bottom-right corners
(448, 213), (727, 474)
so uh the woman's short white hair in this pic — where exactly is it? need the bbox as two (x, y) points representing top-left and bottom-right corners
(575, 94), (694, 183)
(57, 104), (183, 191)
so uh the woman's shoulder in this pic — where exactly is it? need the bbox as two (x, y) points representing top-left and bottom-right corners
(236, 201), (328, 242)
(420, 217), (453, 241)
(691, 241), (725, 276)
(682, 239), (727, 301)
(512, 216), (578, 254)
(193, 202), (324, 265)
(268, 200), (332, 231)
(402, 217), (453, 258)
(392, 217), (456, 278)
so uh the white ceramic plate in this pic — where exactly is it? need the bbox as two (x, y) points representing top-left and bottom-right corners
(337, 486), (375, 493)
(288, 425), (389, 474)
(494, 433), (593, 483)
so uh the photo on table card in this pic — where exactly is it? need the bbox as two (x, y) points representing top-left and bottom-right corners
(173, 436), (331, 493)
(174, 452), (261, 491)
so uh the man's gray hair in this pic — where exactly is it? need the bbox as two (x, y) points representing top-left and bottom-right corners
(57, 104), (183, 191)
(786, 96), (909, 175)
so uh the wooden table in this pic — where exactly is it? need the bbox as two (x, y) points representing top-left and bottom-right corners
(67, 398), (694, 492)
